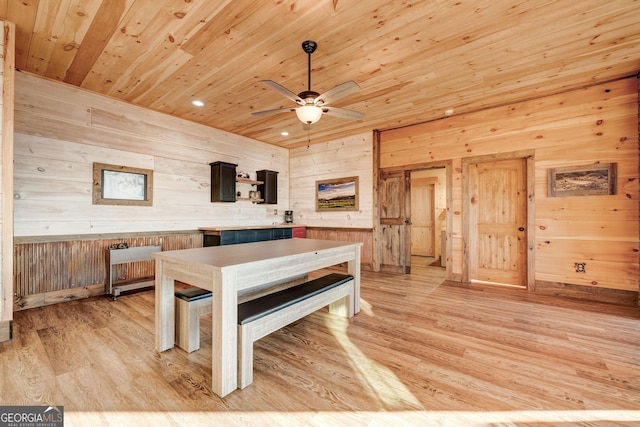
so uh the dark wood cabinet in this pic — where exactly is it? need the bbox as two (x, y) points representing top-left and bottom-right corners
(237, 230), (257, 243)
(272, 228), (288, 240)
(210, 161), (237, 202)
(210, 164), (277, 204)
(202, 227), (296, 247)
(257, 170), (278, 204)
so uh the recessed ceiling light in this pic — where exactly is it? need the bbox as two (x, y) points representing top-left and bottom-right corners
(192, 100), (204, 107)
(281, 131), (289, 136)
(444, 108), (454, 116)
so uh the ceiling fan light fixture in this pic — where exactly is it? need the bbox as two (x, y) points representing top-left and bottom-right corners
(296, 105), (323, 124)
(251, 40), (363, 131)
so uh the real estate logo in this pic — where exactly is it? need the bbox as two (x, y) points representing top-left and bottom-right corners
(0, 406), (63, 427)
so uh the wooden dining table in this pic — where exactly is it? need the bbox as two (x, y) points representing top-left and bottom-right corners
(152, 238), (361, 398)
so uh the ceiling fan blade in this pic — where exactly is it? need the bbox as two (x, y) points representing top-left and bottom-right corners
(322, 106), (364, 121)
(251, 107), (296, 116)
(315, 81), (360, 106)
(260, 80), (303, 104)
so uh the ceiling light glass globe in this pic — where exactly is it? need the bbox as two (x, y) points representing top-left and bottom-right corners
(296, 105), (323, 124)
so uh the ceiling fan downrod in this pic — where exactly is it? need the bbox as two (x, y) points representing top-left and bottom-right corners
(302, 40), (317, 93)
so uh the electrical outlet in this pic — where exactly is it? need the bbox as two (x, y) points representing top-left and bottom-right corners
(273, 209), (278, 215)
(575, 262), (586, 273)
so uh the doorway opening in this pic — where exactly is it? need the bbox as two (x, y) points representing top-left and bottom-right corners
(376, 162), (451, 275)
(410, 167), (447, 271)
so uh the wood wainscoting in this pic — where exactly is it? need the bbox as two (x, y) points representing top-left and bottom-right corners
(535, 279), (639, 307)
(13, 230), (203, 311)
(305, 227), (373, 271)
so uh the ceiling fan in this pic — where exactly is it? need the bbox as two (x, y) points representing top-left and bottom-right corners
(252, 40), (364, 129)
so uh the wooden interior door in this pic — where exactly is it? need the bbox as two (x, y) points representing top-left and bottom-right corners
(411, 177), (436, 257)
(379, 169), (410, 273)
(468, 158), (527, 287)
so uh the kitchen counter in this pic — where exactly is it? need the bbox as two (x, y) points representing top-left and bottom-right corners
(199, 225), (307, 246)
(199, 224), (303, 233)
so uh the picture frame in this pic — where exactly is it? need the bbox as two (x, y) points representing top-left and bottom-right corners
(92, 162), (153, 206)
(316, 176), (359, 211)
(547, 163), (616, 197)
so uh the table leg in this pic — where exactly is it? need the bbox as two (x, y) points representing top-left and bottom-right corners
(211, 270), (239, 397)
(347, 245), (361, 314)
(155, 259), (175, 352)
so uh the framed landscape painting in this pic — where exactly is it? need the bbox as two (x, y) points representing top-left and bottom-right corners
(547, 163), (616, 197)
(316, 176), (359, 211)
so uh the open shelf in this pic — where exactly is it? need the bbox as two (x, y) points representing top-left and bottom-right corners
(236, 178), (263, 185)
(236, 197), (264, 203)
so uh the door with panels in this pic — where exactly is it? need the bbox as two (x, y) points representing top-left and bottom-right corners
(466, 158), (528, 287)
(379, 169), (411, 273)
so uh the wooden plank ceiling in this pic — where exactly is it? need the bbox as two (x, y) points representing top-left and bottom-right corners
(1, 0), (639, 148)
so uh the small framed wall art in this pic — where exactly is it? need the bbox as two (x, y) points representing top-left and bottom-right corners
(93, 162), (153, 206)
(547, 163), (616, 197)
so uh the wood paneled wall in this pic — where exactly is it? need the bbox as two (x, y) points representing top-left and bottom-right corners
(0, 20), (15, 342)
(289, 132), (373, 228)
(306, 227), (373, 271)
(379, 77), (639, 294)
(289, 134), (374, 273)
(13, 72), (290, 237)
(14, 231), (202, 310)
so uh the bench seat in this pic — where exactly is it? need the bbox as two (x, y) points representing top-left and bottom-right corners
(237, 273), (354, 389)
(175, 288), (213, 353)
(174, 274), (309, 353)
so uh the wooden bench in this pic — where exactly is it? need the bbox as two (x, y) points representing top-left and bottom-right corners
(174, 274), (309, 353)
(175, 288), (213, 353)
(237, 273), (354, 389)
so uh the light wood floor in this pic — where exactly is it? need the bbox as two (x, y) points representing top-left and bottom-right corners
(1, 265), (639, 427)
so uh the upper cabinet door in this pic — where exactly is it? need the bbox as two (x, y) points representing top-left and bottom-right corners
(210, 161), (237, 202)
(257, 170), (278, 204)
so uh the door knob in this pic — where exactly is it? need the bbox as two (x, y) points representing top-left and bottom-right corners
(518, 227), (525, 232)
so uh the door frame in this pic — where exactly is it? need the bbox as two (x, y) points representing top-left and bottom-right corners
(373, 161), (452, 275)
(373, 130), (454, 275)
(461, 150), (536, 290)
